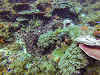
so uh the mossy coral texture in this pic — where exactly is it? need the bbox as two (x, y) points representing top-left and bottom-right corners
(38, 31), (57, 48)
(58, 43), (88, 75)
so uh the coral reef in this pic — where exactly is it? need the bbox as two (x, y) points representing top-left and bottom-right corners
(0, 0), (100, 75)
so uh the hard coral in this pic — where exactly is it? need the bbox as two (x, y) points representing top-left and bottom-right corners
(38, 31), (57, 48)
(58, 43), (88, 75)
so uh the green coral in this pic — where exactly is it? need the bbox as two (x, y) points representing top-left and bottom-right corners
(58, 43), (88, 75)
(38, 31), (57, 48)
